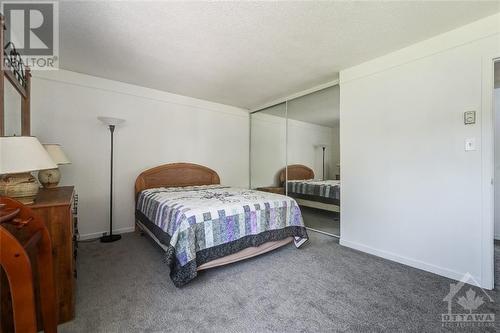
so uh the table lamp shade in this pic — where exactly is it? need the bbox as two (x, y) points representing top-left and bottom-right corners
(0, 137), (57, 174)
(43, 144), (71, 165)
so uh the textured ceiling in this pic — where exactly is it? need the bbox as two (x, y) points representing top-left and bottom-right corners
(59, 1), (500, 109)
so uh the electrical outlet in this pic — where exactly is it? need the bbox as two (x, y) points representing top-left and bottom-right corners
(465, 138), (476, 151)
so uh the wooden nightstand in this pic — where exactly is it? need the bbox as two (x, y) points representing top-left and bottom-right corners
(256, 186), (285, 195)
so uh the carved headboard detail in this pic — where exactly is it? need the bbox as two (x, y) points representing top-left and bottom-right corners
(134, 163), (221, 198)
(279, 164), (315, 185)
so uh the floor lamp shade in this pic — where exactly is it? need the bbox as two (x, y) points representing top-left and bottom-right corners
(98, 116), (125, 126)
(98, 116), (126, 243)
(0, 137), (57, 203)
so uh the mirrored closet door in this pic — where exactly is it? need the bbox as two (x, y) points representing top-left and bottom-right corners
(286, 86), (340, 237)
(250, 102), (287, 194)
(250, 85), (340, 237)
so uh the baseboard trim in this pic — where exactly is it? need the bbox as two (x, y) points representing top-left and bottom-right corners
(79, 227), (135, 241)
(339, 238), (484, 288)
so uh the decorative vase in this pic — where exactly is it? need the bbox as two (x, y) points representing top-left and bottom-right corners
(0, 173), (39, 204)
(38, 168), (61, 188)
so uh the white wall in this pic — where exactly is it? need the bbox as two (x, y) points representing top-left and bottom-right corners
(288, 119), (337, 180)
(28, 70), (249, 239)
(495, 88), (500, 240)
(250, 111), (337, 188)
(339, 14), (500, 288)
(330, 124), (340, 177)
(250, 111), (286, 188)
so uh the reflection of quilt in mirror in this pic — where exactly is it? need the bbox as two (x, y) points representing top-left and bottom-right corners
(287, 179), (340, 205)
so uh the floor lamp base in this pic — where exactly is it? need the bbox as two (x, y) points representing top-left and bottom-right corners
(100, 234), (122, 243)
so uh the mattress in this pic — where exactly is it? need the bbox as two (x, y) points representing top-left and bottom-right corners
(286, 179), (340, 205)
(135, 185), (308, 287)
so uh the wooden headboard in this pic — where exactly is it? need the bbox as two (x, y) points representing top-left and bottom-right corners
(134, 163), (220, 197)
(279, 164), (315, 184)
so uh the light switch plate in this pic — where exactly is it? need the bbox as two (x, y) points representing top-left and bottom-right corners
(465, 138), (476, 151)
(464, 111), (476, 125)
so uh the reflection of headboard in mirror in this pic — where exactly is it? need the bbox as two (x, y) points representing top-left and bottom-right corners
(279, 164), (315, 185)
(0, 14), (32, 136)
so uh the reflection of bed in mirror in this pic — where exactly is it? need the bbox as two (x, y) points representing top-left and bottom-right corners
(279, 164), (340, 213)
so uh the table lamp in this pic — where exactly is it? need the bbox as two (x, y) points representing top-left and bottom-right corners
(0, 137), (57, 204)
(38, 144), (71, 188)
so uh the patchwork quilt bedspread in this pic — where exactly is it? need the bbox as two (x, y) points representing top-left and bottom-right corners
(287, 179), (340, 201)
(136, 185), (308, 287)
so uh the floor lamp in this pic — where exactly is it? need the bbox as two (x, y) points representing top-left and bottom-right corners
(322, 146), (326, 180)
(98, 116), (125, 243)
(315, 144), (328, 180)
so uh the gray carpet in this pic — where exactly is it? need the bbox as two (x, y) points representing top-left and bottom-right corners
(301, 206), (340, 236)
(60, 234), (499, 333)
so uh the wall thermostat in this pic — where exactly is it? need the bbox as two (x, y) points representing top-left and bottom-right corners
(464, 111), (476, 125)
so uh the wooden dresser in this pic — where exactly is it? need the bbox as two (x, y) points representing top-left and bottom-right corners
(29, 186), (77, 325)
(0, 186), (77, 331)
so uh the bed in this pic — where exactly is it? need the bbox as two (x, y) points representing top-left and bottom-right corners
(134, 163), (308, 287)
(279, 164), (340, 212)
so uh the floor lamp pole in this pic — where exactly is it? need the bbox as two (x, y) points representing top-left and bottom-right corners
(101, 124), (121, 243)
(322, 146), (326, 180)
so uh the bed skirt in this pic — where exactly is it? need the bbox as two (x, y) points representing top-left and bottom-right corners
(135, 210), (308, 287)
